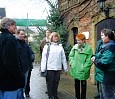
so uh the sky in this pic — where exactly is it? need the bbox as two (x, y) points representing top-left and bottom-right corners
(0, 0), (55, 19)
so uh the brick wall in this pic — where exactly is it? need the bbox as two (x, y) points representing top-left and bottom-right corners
(59, 0), (115, 84)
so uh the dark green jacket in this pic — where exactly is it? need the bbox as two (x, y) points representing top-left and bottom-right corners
(94, 41), (115, 84)
(95, 40), (104, 82)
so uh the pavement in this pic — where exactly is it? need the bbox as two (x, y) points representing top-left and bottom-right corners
(26, 64), (97, 99)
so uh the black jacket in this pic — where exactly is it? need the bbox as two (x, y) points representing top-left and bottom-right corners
(0, 29), (25, 91)
(28, 46), (35, 69)
(17, 39), (31, 73)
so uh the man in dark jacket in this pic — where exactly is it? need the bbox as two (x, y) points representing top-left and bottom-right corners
(39, 29), (52, 55)
(0, 17), (25, 99)
(24, 35), (35, 97)
(16, 29), (32, 98)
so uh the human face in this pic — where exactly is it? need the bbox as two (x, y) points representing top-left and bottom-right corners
(101, 32), (105, 39)
(102, 35), (110, 44)
(52, 35), (59, 43)
(7, 23), (17, 34)
(77, 39), (85, 46)
(17, 31), (25, 40)
(46, 30), (51, 38)
(101, 32), (110, 43)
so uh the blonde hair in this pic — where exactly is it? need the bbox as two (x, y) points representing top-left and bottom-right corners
(50, 32), (60, 42)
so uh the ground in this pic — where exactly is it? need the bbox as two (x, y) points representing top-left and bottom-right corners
(26, 64), (97, 99)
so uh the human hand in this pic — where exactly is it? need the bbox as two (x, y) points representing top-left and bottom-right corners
(91, 56), (95, 62)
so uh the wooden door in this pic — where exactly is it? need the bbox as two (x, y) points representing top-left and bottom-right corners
(96, 18), (115, 41)
(71, 27), (78, 44)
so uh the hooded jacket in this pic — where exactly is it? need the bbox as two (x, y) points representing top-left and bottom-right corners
(94, 40), (115, 84)
(95, 40), (104, 82)
(41, 42), (68, 72)
(69, 43), (93, 80)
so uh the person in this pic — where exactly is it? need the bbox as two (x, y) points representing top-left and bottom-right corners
(24, 35), (35, 97)
(39, 29), (52, 94)
(69, 33), (93, 99)
(39, 29), (52, 55)
(0, 17), (25, 99)
(41, 32), (68, 99)
(91, 29), (115, 99)
(94, 29), (104, 99)
(16, 29), (32, 98)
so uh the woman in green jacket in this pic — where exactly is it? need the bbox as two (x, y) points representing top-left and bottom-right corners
(69, 33), (93, 99)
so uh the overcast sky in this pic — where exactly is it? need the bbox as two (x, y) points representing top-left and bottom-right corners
(0, 0), (54, 19)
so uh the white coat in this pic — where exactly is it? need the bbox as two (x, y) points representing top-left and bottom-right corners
(41, 42), (68, 72)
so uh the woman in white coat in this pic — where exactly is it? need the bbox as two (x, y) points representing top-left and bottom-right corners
(41, 32), (68, 99)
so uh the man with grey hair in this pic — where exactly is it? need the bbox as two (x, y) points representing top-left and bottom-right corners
(0, 17), (25, 99)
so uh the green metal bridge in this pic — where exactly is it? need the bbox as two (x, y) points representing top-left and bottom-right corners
(14, 19), (47, 26)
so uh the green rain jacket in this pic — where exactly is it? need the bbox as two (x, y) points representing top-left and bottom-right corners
(69, 43), (93, 80)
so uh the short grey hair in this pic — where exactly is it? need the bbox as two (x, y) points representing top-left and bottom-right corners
(0, 17), (16, 31)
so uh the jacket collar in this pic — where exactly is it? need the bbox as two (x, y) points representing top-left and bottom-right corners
(102, 40), (115, 48)
(73, 43), (90, 54)
(2, 29), (13, 36)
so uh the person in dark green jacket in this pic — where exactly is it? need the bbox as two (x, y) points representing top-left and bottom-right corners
(92, 29), (115, 99)
(69, 33), (93, 99)
(94, 29), (105, 99)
